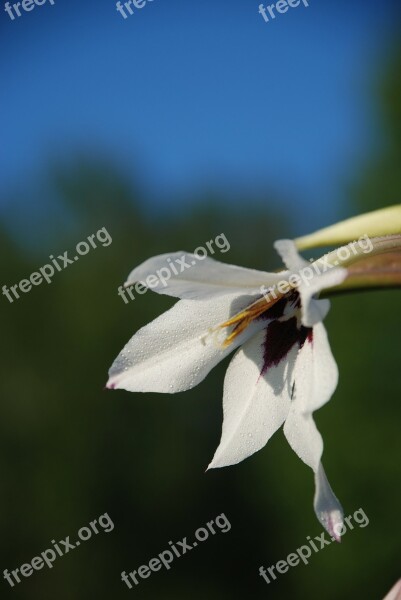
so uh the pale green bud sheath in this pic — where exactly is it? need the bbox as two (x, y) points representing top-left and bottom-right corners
(295, 205), (401, 250)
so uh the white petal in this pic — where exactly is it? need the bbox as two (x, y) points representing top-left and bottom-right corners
(274, 239), (310, 271)
(208, 330), (297, 469)
(125, 252), (283, 300)
(291, 322), (338, 413)
(313, 463), (344, 542)
(298, 267), (347, 327)
(107, 292), (264, 393)
(383, 580), (401, 600)
(283, 322), (338, 471)
(283, 408), (323, 472)
(304, 296), (331, 326)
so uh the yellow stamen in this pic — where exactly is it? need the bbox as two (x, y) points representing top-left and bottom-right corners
(217, 292), (284, 348)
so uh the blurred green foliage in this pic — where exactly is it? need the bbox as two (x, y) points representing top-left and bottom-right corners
(0, 49), (400, 600)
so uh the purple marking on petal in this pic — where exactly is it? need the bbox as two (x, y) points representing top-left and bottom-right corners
(299, 325), (313, 349)
(288, 290), (301, 310)
(257, 290), (301, 322)
(257, 295), (288, 321)
(261, 317), (298, 374)
(260, 318), (313, 376)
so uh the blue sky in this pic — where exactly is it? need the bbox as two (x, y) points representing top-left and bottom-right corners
(1, 0), (400, 228)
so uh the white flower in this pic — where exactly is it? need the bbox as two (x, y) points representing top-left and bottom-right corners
(107, 240), (347, 539)
(383, 579), (401, 600)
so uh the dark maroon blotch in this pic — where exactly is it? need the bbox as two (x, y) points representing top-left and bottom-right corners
(261, 317), (312, 375)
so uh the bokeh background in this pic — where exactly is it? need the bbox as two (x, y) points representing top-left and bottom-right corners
(1, 0), (401, 598)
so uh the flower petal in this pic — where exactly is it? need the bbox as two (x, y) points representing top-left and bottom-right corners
(283, 408), (323, 472)
(107, 292), (264, 393)
(274, 239), (310, 271)
(298, 268), (347, 327)
(313, 462), (344, 541)
(383, 580), (401, 600)
(208, 329), (297, 469)
(283, 322), (338, 470)
(125, 252), (283, 300)
(290, 322), (338, 413)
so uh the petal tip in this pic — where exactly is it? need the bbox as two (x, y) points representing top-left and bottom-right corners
(316, 508), (344, 542)
(313, 463), (344, 541)
(330, 521), (343, 544)
(383, 579), (401, 600)
(206, 454), (228, 471)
